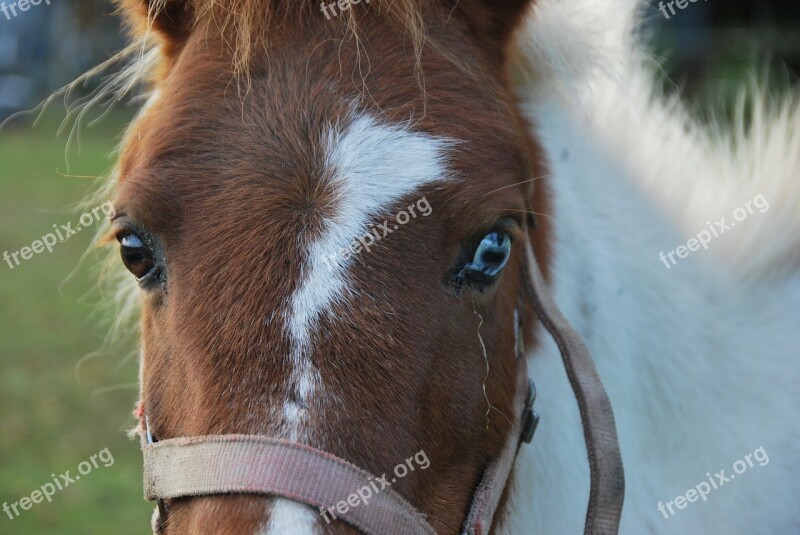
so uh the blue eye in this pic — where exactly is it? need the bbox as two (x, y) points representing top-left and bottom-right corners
(465, 231), (512, 280)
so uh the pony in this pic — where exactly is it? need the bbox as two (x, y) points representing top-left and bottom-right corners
(87, 0), (800, 532)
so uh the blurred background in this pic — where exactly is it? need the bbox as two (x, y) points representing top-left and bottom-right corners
(0, 1), (798, 533)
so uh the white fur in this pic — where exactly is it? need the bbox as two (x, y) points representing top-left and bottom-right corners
(287, 113), (453, 352)
(515, 0), (800, 282)
(282, 112), (453, 441)
(260, 499), (320, 535)
(503, 0), (800, 533)
(274, 113), (452, 532)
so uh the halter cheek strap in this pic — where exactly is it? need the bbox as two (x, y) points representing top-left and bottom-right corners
(139, 238), (624, 535)
(521, 240), (625, 533)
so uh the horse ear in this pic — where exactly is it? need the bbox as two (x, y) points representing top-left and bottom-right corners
(120, 0), (194, 49)
(460, 0), (536, 51)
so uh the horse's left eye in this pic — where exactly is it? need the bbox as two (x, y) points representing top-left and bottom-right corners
(464, 231), (512, 283)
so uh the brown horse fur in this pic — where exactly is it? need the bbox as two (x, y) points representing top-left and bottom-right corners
(111, 0), (553, 533)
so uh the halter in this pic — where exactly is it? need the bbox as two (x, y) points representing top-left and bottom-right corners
(139, 237), (625, 534)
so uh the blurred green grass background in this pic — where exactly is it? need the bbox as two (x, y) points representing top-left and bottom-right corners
(0, 112), (151, 534)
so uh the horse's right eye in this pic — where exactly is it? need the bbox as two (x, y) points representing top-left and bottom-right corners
(118, 233), (157, 280)
(464, 231), (513, 284)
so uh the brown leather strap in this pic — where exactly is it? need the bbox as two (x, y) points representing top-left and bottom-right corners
(143, 435), (437, 535)
(461, 357), (534, 534)
(523, 240), (625, 534)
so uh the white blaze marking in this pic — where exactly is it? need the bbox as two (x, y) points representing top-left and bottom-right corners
(283, 113), (454, 438)
(261, 499), (319, 535)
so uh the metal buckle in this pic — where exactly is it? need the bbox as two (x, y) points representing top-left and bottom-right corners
(521, 378), (540, 444)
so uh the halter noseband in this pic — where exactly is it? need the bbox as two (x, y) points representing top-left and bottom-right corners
(138, 238), (624, 535)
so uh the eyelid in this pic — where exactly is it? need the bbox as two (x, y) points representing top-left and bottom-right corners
(493, 217), (524, 242)
(110, 217), (143, 240)
(98, 224), (126, 247)
(109, 208), (126, 222)
(102, 218), (151, 249)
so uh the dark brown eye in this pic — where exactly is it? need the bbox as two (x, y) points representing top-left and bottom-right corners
(118, 233), (157, 280)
